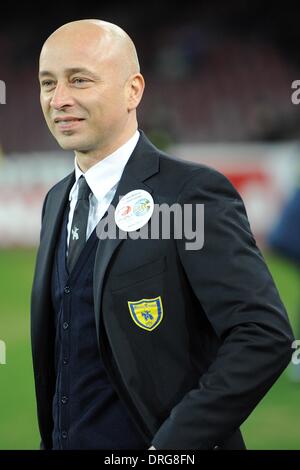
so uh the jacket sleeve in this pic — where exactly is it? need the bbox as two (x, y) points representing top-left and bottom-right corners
(152, 168), (295, 450)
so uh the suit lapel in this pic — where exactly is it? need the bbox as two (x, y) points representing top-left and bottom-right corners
(32, 171), (75, 372)
(36, 172), (75, 287)
(93, 132), (160, 343)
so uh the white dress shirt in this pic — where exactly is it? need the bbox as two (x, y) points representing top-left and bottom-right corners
(67, 130), (140, 247)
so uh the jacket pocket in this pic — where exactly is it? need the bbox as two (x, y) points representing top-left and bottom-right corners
(110, 256), (166, 291)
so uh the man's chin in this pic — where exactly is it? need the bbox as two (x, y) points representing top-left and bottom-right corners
(56, 136), (88, 152)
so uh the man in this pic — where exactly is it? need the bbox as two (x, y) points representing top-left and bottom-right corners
(31, 19), (294, 450)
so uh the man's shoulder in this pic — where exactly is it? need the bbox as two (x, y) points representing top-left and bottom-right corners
(45, 171), (74, 199)
(41, 171), (74, 218)
(157, 150), (238, 200)
(141, 132), (222, 182)
(159, 149), (221, 178)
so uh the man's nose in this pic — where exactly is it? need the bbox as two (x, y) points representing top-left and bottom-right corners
(50, 83), (74, 110)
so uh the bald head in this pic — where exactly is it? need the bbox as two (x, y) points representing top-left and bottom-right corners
(40, 19), (140, 81)
(39, 19), (145, 166)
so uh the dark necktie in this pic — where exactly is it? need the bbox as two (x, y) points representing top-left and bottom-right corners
(67, 175), (91, 272)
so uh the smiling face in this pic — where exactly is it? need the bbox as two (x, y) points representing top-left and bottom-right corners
(39, 20), (144, 160)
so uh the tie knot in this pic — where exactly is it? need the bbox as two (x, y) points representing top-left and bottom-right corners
(77, 176), (91, 200)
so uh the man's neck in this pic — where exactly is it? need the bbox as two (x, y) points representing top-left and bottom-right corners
(75, 126), (138, 173)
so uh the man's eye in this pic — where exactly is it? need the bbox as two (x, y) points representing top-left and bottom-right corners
(72, 78), (89, 85)
(41, 80), (54, 87)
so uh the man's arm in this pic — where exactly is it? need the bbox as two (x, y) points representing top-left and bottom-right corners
(151, 168), (294, 450)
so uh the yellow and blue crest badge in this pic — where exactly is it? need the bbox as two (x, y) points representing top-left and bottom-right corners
(127, 296), (163, 331)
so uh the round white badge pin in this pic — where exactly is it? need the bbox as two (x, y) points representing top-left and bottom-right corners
(115, 189), (154, 232)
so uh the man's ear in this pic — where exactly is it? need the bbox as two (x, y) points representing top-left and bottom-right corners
(126, 73), (145, 111)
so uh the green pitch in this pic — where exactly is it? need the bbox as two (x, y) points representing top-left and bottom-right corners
(0, 249), (299, 449)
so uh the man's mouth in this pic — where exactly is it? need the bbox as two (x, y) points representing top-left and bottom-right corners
(54, 117), (85, 131)
(54, 116), (85, 123)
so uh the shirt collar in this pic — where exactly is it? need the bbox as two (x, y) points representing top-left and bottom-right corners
(69, 130), (140, 202)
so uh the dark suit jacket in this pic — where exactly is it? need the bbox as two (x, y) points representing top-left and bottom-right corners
(31, 131), (294, 450)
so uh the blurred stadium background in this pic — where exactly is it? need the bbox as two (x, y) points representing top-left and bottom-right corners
(0, 0), (300, 449)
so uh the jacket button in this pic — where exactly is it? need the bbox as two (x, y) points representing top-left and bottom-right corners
(61, 396), (68, 404)
(63, 322), (69, 330)
(61, 431), (68, 439)
(64, 286), (70, 294)
(63, 358), (68, 365)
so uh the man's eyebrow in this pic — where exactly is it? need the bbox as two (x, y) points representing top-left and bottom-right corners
(39, 71), (53, 78)
(39, 68), (98, 78)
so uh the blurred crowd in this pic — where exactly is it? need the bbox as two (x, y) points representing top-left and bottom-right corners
(141, 32), (299, 143)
